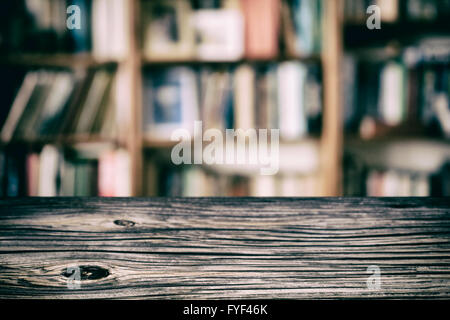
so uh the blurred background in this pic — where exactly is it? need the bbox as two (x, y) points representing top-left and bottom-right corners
(0, 0), (449, 197)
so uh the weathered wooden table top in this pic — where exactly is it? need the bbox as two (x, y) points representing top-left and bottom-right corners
(0, 197), (449, 299)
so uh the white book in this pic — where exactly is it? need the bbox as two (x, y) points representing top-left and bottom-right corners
(379, 62), (405, 126)
(1, 72), (39, 142)
(250, 175), (276, 197)
(279, 175), (302, 197)
(193, 9), (244, 61)
(115, 149), (131, 196)
(277, 62), (307, 140)
(92, 0), (110, 60)
(382, 170), (400, 196)
(110, 0), (130, 60)
(234, 64), (255, 130)
(182, 168), (209, 197)
(38, 145), (60, 197)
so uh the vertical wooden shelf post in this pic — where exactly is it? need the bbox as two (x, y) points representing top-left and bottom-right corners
(320, 0), (344, 196)
(128, 0), (143, 196)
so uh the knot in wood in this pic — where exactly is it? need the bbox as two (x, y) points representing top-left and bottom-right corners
(114, 219), (135, 227)
(61, 265), (110, 280)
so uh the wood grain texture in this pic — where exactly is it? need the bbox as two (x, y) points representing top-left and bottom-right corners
(0, 197), (449, 299)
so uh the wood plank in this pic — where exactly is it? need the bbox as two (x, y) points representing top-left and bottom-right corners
(0, 198), (449, 299)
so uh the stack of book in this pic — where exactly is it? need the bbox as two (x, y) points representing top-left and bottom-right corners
(0, 145), (131, 197)
(142, 62), (322, 141)
(365, 169), (430, 196)
(143, 160), (318, 197)
(0, 68), (117, 142)
(0, 0), (129, 60)
(343, 43), (450, 139)
(344, 153), (450, 196)
(345, 166), (450, 197)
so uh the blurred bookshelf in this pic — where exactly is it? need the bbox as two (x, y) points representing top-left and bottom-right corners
(0, 0), (342, 197)
(1, 0), (447, 198)
(342, 0), (450, 197)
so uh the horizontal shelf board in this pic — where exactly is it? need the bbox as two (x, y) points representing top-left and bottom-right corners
(345, 136), (450, 173)
(0, 135), (122, 148)
(142, 55), (322, 67)
(0, 53), (119, 69)
(143, 136), (320, 149)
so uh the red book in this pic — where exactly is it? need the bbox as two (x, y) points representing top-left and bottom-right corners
(241, 0), (280, 59)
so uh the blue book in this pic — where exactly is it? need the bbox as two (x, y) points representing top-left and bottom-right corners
(290, 0), (322, 55)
